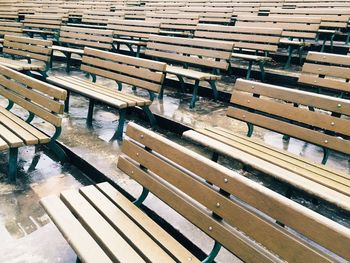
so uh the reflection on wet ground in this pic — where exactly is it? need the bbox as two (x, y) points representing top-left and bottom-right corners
(0, 61), (349, 262)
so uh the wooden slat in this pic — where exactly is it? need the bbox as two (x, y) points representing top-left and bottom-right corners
(298, 74), (350, 93)
(0, 107), (50, 144)
(79, 186), (182, 262)
(40, 196), (113, 263)
(0, 123), (23, 147)
(302, 63), (350, 79)
(227, 107), (350, 154)
(0, 137), (8, 151)
(60, 190), (147, 262)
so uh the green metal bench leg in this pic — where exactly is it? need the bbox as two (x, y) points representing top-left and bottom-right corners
(111, 109), (126, 141)
(247, 123), (254, 137)
(136, 46), (141, 57)
(133, 187), (149, 207)
(64, 91), (70, 113)
(208, 80), (218, 100)
(320, 39), (326, 53)
(246, 61), (253, 79)
(8, 148), (18, 182)
(346, 31), (350, 45)
(202, 242), (222, 263)
(48, 127), (68, 162)
(330, 33), (335, 52)
(142, 106), (156, 126)
(298, 46), (304, 65)
(321, 148), (330, 165)
(66, 53), (72, 73)
(6, 100), (14, 110)
(258, 61), (266, 82)
(284, 45), (293, 69)
(158, 84), (165, 100)
(117, 81), (122, 91)
(190, 80), (200, 109)
(87, 99), (95, 125)
(177, 75), (186, 93)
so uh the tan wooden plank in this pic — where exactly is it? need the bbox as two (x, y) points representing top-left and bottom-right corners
(125, 123), (350, 260)
(231, 91), (350, 136)
(79, 186), (181, 263)
(298, 74), (350, 93)
(0, 75), (63, 114)
(0, 87), (62, 127)
(81, 64), (161, 93)
(0, 123), (23, 147)
(60, 190), (147, 262)
(233, 79), (350, 114)
(84, 47), (167, 72)
(4, 35), (52, 46)
(40, 196), (113, 263)
(117, 156), (281, 263)
(0, 137), (8, 151)
(122, 139), (333, 262)
(302, 63), (350, 79)
(227, 107), (350, 155)
(0, 107), (49, 144)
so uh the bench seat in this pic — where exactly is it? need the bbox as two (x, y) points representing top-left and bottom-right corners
(52, 45), (84, 55)
(167, 65), (221, 81)
(280, 39), (312, 47)
(46, 76), (152, 109)
(0, 107), (50, 147)
(0, 57), (45, 71)
(23, 29), (56, 35)
(183, 126), (350, 211)
(113, 38), (147, 46)
(41, 182), (199, 263)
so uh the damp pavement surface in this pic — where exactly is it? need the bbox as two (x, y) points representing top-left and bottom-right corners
(0, 61), (349, 262)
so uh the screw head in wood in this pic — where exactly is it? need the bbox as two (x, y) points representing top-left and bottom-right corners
(208, 226), (213, 231)
(224, 178), (228, 183)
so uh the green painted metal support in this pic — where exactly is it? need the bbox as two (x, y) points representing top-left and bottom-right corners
(190, 79), (200, 109)
(284, 45), (293, 69)
(8, 148), (18, 182)
(142, 106), (156, 126)
(64, 91), (70, 113)
(247, 123), (254, 137)
(208, 80), (218, 101)
(158, 73), (167, 100)
(320, 39), (327, 53)
(111, 109), (126, 141)
(321, 148), (330, 165)
(177, 75), (186, 93)
(330, 33), (335, 52)
(6, 100), (14, 110)
(246, 61), (253, 79)
(117, 81), (123, 91)
(148, 91), (155, 101)
(136, 45), (141, 58)
(202, 242), (222, 263)
(91, 74), (97, 83)
(65, 52), (72, 73)
(258, 61), (266, 82)
(346, 31), (350, 45)
(26, 112), (35, 123)
(211, 152), (219, 162)
(87, 99), (95, 125)
(298, 46), (304, 65)
(48, 127), (68, 162)
(133, 187), (150, 207)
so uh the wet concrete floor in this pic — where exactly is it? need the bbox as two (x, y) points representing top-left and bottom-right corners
(0, 60), (349, 262)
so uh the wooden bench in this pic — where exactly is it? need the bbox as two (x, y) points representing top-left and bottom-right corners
(145, 34), (234, 108)
(0, 8), (19, 21)
(146, 13), (199, 37)
(53, 26), (113, 72)
(0, 65), (67, 181)
(236, 15), (321, 68)
(0, 35), (52, 77)
(194, 24), (282, 81)
(41, 122), (350, 263)
(269, 8), (350, 49)
(108, 19), (160, 57)
(0, 21), (23, 46)
(23, 14), (63, 40)
(181, 7), (233, 25)
(183, 78), (350, 211)
(47, 47), (166, 140)
(298, 51), (350, 95)
(81, 10), (124, 28)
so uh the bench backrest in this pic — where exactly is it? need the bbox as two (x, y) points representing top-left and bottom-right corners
(145, 34), (234, 70)
(268, 8), (350, 29)
(228, 78), (350, 155)
(3, 35), (52, 64)
(195, 24), (282, 53)
(236, 15), (321, 40)
(0, 65), (66, 127)
(0, 8), (18, 21)
(58, 26), (113, 51)
(108, 19), (160, 41)
(180, 7), (233, 24)
(119, 122), (350, 262)
(0, 21), (23, 38)
(82, 10), (124, 25)
(81, 47), (166, 93)
(146, 13), (199, 36)
(298, 52), (350, 94)
(23, 14), (62, 35)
